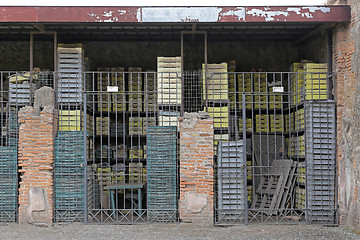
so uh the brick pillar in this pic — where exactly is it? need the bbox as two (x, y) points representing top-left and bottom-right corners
(18, 87), (55, 225)
(179, 112), (214, 224)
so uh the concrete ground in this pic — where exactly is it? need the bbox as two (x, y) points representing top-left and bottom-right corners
(0, 223), (359, 240)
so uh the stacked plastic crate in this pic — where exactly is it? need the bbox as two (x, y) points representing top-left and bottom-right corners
(252, 73), (267, 109)
(111, 67), (126, 112)
(147, 126), (177, 222)
(57, 44), (88, 105)
(227, 61), (236, 110)
(54, 131), (85, 221)
(304, 100), (336, 223)
(157, 57), (181, 105)
(129, 67), (142, 112)
(237, 73), (252, 109)
(0, 108), (18, 222)
(96, 117), (110, 136)
(96, 68), (111, 112)
(157, 57), (181, 131)
(203, 63), (229, 155)
(217, 140), (246, 223)
(145, 71), (156, 111)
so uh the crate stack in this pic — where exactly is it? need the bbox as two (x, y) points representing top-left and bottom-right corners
(253, 73), (267, 109)
(268, 87), (283, 109)
(112, 144), (127, 160)
(237, 73), (252, 109)
(129, 146), (143, 159)
(9, 82), (37, 106)
(157, 57), (182, 106)
(57, 44), (88, 105)
(304, 100), (336, 223)
(203, 63), (228, 102)
(217, 140), (246, 223)
(54, 131), (85, 221)
(227, 61), (236, 110)
(0, 145), (17, 222)
(147, 126), (177, 222)
(255, 114), (284, 133)
(58, 110), (93, 133)
(110, 122), (127, 136)
(144, 72), (157, 111)
(95, 145), (111, 159)
(129, 117), (142, 135)
(291, 62), (328, 104)
(129, 163), (147, 184)
(205, 106), (229, 129)
(111, 67), (126, 112)
(129, 67), (143, 112)
(96, 68), (111, 112)
(158, 110), (180, 131)
(96, 117), (110, 136)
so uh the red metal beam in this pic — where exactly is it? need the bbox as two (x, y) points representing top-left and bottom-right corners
(0, 6), (350, 23)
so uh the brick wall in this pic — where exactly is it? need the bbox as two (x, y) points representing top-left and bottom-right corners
(18, 88), (55, 225)
(179, 112), (214, 224)
(331, 0), (360, 231)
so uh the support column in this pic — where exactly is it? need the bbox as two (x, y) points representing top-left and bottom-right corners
(18, 87), (55, 225)
(179, 112), (214, 224)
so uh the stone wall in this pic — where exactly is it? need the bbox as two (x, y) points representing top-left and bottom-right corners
(179, 112), (214, 224)
(330, 0), (360, 231)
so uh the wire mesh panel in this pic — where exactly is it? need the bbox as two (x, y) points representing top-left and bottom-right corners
(85, 70), (178, 224)
(210, 68), (336, 225)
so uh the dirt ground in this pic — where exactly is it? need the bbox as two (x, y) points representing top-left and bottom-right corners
(0, 223), (359, 240)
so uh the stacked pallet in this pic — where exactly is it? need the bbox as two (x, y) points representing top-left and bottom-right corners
(129, 67), (143, 111)
(0, 146), (17, 222)
(157, 57), (182, 105)
(304, 101), (336, 223)
(147, 126), (178, 222)
(217, 140), (246, 223)
(203, 63), (228, 101)
(7, 108), (19, 147)
(227, 61), (236, 109)
(97, 68), (111, 91)
(54, 131), (85, 221)
(96, 117), (110, 135)
(95, 145), (111, 159)
(205, 106), (229, 129)
(57, 44), (87, 105)
(251, 159), (297, 214)
(213, 134), (229, 156)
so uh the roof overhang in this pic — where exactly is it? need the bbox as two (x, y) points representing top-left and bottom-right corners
(0, 6), (351, 23)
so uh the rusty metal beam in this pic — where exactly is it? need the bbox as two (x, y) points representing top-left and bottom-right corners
(0, 6), (351, 23)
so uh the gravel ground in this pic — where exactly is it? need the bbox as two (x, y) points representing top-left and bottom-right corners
(0, 223), (359, 240)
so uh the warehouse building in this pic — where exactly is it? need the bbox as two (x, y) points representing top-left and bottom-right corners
(0, 2), (359, 230)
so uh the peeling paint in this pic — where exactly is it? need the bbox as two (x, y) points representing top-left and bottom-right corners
(141, 7), (222, 22)
(303, 7), (331, 13)
(0, 6), (350, 23)
(219, 8), (246, 21)
(247, 8), (289, 22)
